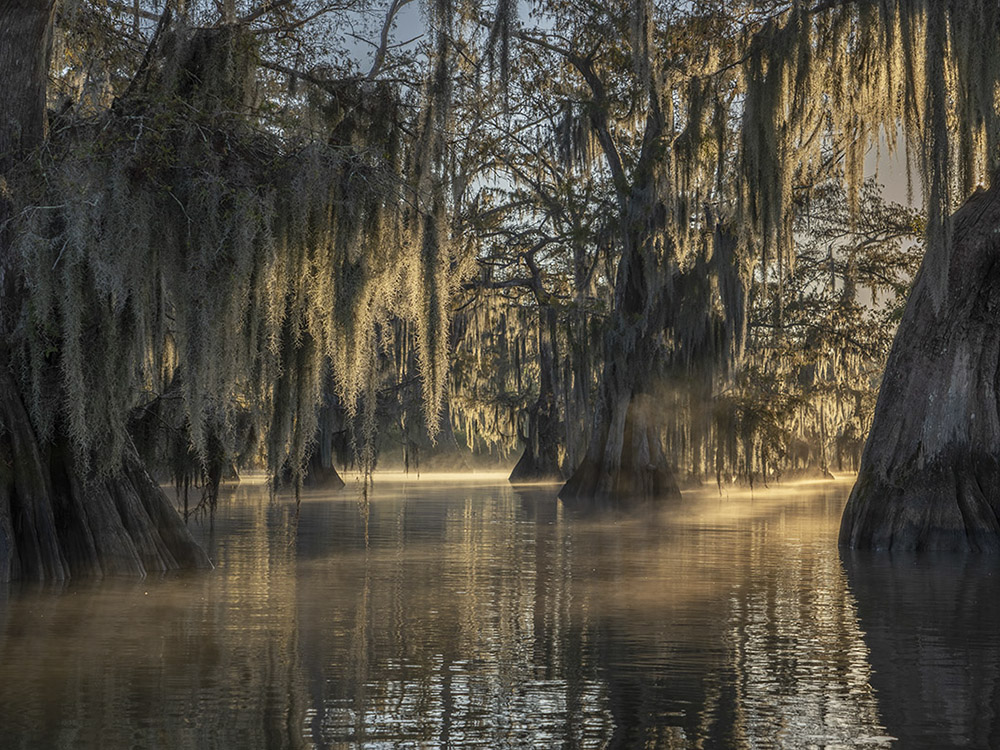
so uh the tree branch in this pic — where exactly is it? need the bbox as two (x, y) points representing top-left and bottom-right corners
(367, 0), (417, 80)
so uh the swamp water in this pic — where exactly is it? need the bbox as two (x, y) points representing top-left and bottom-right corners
(0, 474), (997, 748)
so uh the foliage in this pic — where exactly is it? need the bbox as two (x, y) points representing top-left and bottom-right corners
(454, 0), (944, 484)
(719, 181), (924, 481)
(7, 19), (455, 488)
(10, 0), (998, 495)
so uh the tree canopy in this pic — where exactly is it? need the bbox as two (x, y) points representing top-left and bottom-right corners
(1, 0), (999, 577)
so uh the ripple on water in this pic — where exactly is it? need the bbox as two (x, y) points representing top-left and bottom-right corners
(0, 477), (991, 747)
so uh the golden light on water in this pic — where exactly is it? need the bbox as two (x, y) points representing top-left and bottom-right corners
(354, 470), (515, 483)
(12, 476), (996, 747)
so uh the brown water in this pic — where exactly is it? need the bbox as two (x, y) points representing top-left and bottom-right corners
(0, 474), (996, 748)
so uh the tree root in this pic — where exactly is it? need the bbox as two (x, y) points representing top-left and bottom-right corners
(0, 371), (211, 581)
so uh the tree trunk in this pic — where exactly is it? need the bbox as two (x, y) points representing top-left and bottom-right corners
(303, 449), (346, 490)
(559, 241), (680, 505)
(0, 363), (211, 581)
(560, 383), (679, 505)
(0, 0), (54, 172)
(300, 387), (346, 489)
(509, 305), (563, 483)
(840, 176), (1000, 550)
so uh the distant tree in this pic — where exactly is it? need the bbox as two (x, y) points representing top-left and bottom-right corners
(453, 65), (615, 483)
(716, 181), (923, 485)
(491, 2), (754, 504)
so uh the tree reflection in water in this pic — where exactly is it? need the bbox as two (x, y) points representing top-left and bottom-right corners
(291, 478), (892, 748)
(0, 476), (982, 747)
(0, 484), (307, 748)
(845, 551), (1000, 747)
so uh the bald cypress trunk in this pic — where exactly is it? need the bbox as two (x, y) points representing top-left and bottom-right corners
(0, 359), (210, 580)
(0, 1), (211, 580)
(840, 176), (1000, 550)
(509, 304), (563, 483)
(560, 238), (680, 505)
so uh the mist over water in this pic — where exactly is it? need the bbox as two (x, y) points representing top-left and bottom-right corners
(0, 475), (994, 747)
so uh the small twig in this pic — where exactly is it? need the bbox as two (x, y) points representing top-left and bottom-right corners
(240, 0), (293, 25)
(51, 238), (69, 270)
(166, 188), (192, 225)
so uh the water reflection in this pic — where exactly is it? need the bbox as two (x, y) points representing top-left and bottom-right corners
(845, 551), (1000, 747)
(0, 485), (307, 749)
(0, 475), (941, 748)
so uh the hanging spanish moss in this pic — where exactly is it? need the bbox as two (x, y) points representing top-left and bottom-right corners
(449, 291), (536, 457)
(741, 0), (1000, 307)
(735, 1), (1000, 548)
(0, 12), (462, 577)
(472, 0), (957, 501)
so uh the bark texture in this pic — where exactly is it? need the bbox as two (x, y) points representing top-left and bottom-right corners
(0, 0), (54, 170)
(840, 176), (1000, 550)
(509, 306), (562, 483)
(560, 242), (681, 505)
(0, 366), (211, 581)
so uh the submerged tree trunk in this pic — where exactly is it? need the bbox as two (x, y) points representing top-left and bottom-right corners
(300, 388), (346, 490)
(559, 382), (679, 504)
(0, 363), (211, 581)
(840, 176), (1000, 550)
(560, 239), (680, 505)
(509, 305), (563, 483)
(303, 447), (345, 490)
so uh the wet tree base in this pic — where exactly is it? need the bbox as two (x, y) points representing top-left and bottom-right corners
(559, 455), (681, 507)
(301, 447), (346, 490)
(303, 463), (346, 490)
(558, 392), (682, 506)
(840, 450), (1000, 551)
(508, 446), (562, 484)
(0, 374), (211, 581)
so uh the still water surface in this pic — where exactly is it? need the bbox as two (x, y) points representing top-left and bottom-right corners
(0, 475), (997, 748)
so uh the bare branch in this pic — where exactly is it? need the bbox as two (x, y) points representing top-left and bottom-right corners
(367, 0), (417, 80)
(252, 1), (357, 34)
